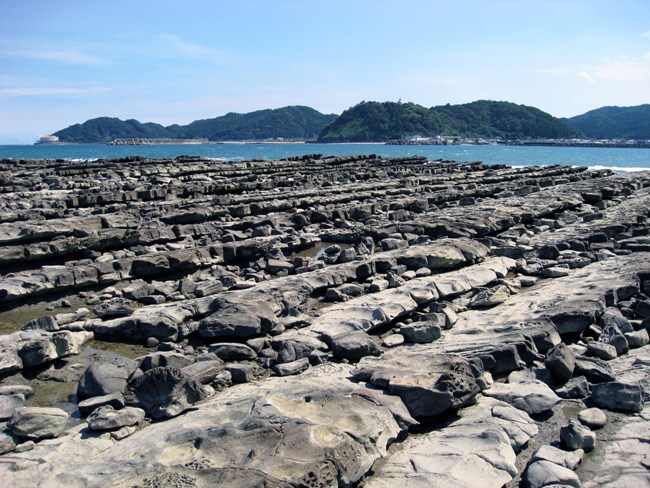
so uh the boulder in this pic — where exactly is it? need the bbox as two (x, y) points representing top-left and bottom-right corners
(180, 359), (225, 384)
(560, 419), (596, 452)
(77, 355), (139, 401)
(8, 407), (69, 440)
(0, 432), (16, 455)
(87, 405), (145, 431)
(591, 381), (644, 412)
(524, 460), (582, 488)
(586, 341), (617, 360)
(208, 343), (257, 361)
(78, 392), (126, 417)
(272, 358), (310, 376)
(0, 393), (25, 420)
(573, 356), (615, 383)
(399, 321), (441, 344)
(331, 331), (380, 362)
(577, 407), (607, 429)
(483, 380), (560, 415)
(355, 350), (480, 417)
(198, 300), (277, 339)
(135, 366), (209, 419)
(544, 343), (575, 383)
(93, 298), (136, 318)
(530, 445), (584, 470)
(555, 376), (590, 399)
(137, 351), (193, 371)
(469, 285), (511, 308)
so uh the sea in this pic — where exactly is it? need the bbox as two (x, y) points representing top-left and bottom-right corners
(1, 143), (649, 173)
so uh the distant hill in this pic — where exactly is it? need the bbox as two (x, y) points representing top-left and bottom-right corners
(316, 100), (582, 142)
(54, 106), (337, 143)
(566, 104), (650, 139)
(54, 117), (172, 143)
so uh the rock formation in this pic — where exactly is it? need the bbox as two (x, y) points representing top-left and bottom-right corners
(0, 154), (649, 486)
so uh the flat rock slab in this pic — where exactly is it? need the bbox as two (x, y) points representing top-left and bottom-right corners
(0, 364), (408, 488)
(354, 348), (480, 417)
(364, 396), (538, 488)
(483, 380), (560, 415)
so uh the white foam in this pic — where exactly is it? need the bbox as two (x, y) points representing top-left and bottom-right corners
(587, 165), (650, 173)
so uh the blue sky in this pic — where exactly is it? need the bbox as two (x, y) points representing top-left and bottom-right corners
(1, 0), (649, 143)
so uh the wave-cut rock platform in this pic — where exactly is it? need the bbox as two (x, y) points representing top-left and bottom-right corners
(0, 154), (649, 487)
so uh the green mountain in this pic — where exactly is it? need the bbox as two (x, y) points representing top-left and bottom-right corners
(176, 106), (337, 141)
(54, 117), (172, 143)
(566, 104), (650, 139)
(54, 106), (337, 143)
(316, 100), (582, 142)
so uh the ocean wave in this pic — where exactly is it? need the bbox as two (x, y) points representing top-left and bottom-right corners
(587, 165), (650, 173)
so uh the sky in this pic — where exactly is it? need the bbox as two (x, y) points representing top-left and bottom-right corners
(1, 0), (649, 143)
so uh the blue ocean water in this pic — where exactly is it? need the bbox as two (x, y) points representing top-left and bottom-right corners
(1, 143), (649, 172)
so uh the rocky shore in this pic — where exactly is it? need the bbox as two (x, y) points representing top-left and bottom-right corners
(0, 154), (649, 487)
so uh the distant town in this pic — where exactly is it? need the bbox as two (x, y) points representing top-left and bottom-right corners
(387, 134), (650, 148)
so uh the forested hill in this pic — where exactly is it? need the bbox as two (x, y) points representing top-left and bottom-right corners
(316, 100), (582, 142)
(54, 106), (337, 143)
(566, 104), (650, 140)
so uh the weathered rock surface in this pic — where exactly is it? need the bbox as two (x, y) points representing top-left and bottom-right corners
(7, 406), (69, 440)
(1, 156), (649, 486)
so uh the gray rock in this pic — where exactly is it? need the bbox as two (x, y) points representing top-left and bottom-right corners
(272, 358), (310, 376)
(530, 445), (584, 470)
(0, 393), (25, 420)
(586, 340), (617, 360)
(198, 300), (277, 339)
(87, 405), (145, 431)
(599, 323), (629, 355)
(21, 315), (59, 331)
(77, 356), (138, 401)
(598, 306), (633, 333)
(138, 351), (194, 371)
(8, 407), (69, 440)
(135, 367), (209, 419)
(208, 342), (257, 361)
(0, 384), (34, 397)
(483, 380), (560, 415)
(400, 321), (441, 343)
(180, 359), (225, 384)
(93, 297), (135, 318)
(226, 362), (266, 383)
(17, 330), (93, 368)
(545, 343), (575, 383)
(525, 460), (582, 488)
(573, 356), (615, 383)
(382, 334), (404, 347)
(469, 284), (511, 308)
(331, 331), (380, 362)
(560, 419), (596, 452)
(555, 376), (590, 399)
(0, 432), (16, 455)
(591, 381), (644, 412)
(77, 392), (126, 417)
(355, 350), (480, 417)
(625, 328), (649, 348)
(577, 407), (607, 429)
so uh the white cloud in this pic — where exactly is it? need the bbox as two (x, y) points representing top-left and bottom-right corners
(535, 51), (650, 84)
(0, 86), (111, 97)
(575, 71), (596, 84)
(162, 35), (231, 64)
(590, 55), (650, 82)
(4, 50), (104, 65)
(642, 30), (650, 40)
